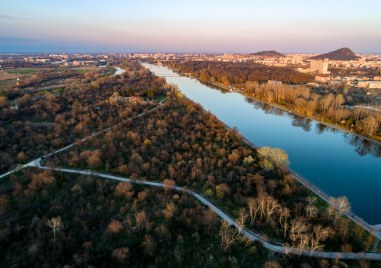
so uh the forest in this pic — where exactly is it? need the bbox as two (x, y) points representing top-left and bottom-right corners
(0, 60), (167, 174)
(165, 61), (381, 140)
(4, 169), (369, 267)
(165, 61), (314, 85)
(1, 60), (380, 267)
(0, 169), (268, 267)
(46, 88), (379, 264)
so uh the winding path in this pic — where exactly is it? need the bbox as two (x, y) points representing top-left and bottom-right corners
(0, 101), (164, 181)
(1, 97), (381, 260)
(22, 160), (381, 260)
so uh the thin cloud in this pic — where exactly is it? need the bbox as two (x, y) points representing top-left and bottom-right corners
(0, 14), (35, 21)
(0, 37), (40, 43)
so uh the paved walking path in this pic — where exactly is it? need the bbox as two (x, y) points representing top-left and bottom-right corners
(24, 161), (381, 260)
(0, 102), (163, 180)
(1, 97), (381, 260)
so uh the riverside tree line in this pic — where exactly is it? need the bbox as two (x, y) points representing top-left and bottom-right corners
(0, 61), (378, 267)
(47, 88), (377, 258)
(166, 61), (381, 139)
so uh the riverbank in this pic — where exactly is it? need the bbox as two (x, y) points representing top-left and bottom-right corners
(177, 89), (381, 241)
(144, 63), (381, 226)
(194, 78), (381, 237)
(113, 66), (126, 76)
(196, 78), (381, 146)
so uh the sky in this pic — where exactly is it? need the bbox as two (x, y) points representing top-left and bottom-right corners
(1, 0), (381, 54)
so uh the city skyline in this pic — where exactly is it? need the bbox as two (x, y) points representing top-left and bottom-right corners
(1, 0), (381, 53)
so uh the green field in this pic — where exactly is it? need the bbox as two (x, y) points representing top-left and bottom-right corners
(6, 68), (37, 75)
(0, 79), (17, 88)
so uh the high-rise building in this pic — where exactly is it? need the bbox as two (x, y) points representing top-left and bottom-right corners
(310, 59), (329, 74)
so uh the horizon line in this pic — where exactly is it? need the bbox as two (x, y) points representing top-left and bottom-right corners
(1, 50), (381, 55)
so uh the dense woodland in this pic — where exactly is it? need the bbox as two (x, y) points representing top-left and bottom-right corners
(1, 61), (380, 267)
(329, 66), (381, 77)
(47, 90), (378, 258)
(166, 61), (314, 85)
(0, 170), (268, 267)
(166, 61), (381, 140)
(0, 61), (167, 173)
(3, 170), (366, 267)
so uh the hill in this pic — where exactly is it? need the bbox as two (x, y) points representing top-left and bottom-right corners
(310, 48), (360, 61)
(250, 50), (285, 57)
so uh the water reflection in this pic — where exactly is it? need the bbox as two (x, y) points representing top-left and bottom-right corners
(291, 116), (312, 132)
(244, 94), (381, 158)
(202, 79), (381, 158)
(345, 134), (381, 157)
(316, 123), (328, 135)
(144, 62), (381, 224)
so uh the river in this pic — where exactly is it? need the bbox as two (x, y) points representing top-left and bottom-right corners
(114, 67), (125, 76)
(143, 63), (381, 225)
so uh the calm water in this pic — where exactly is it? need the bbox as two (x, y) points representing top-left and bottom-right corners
(114, 67), (125, 76)
(144, 63), (381, 225)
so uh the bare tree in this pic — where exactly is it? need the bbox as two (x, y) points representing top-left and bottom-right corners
(46, 216), (64, 239)
(219, 221), (240, 252)
(359, 116), (378, 136)
(334, 94), (344, 108)
(204, 208), (216, 232)
(289, 218), (310, 250)
(279, 207), (290, 238)
(305, 205), (318, 219)
(247, 198), (260, 225)
(330, 196), (351, 216)
(306, 196), (317, 206)
(236, 208), (247, 233)
(319, 93), (334, 112)
(310, 225), (332, 253)
(257, 193), (281, 223)
(248, 193), (281, 224)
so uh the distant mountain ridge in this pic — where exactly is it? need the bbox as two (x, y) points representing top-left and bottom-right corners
(310, 48), (360, 61)
(250, 50), (285, 57)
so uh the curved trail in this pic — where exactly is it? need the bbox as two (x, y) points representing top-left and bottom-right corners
(1, 98), (381, 260)
(23, 161), (381, 260)
(0, 102), (164, 181)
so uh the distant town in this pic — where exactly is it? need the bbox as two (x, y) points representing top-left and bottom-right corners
(1, 48), (381, 91)
(1, 49), (381, 267)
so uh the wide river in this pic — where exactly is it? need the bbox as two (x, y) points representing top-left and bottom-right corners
(143, 63), (381, 225)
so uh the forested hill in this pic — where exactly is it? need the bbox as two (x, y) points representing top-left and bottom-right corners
(250, 50), (285, 57)
(310, 48), (360, 61)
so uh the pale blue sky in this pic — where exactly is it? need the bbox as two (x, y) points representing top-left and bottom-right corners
(1, 0), (380, 53)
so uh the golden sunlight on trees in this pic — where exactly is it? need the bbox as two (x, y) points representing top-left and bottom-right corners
(46, 216), (64, 239)
(107, 219), (123, 234)
(258, 146), (289, 171)
(112, 247), (129, 264)
(219, 221), (240, 252)
(330, 196), (351, 216)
